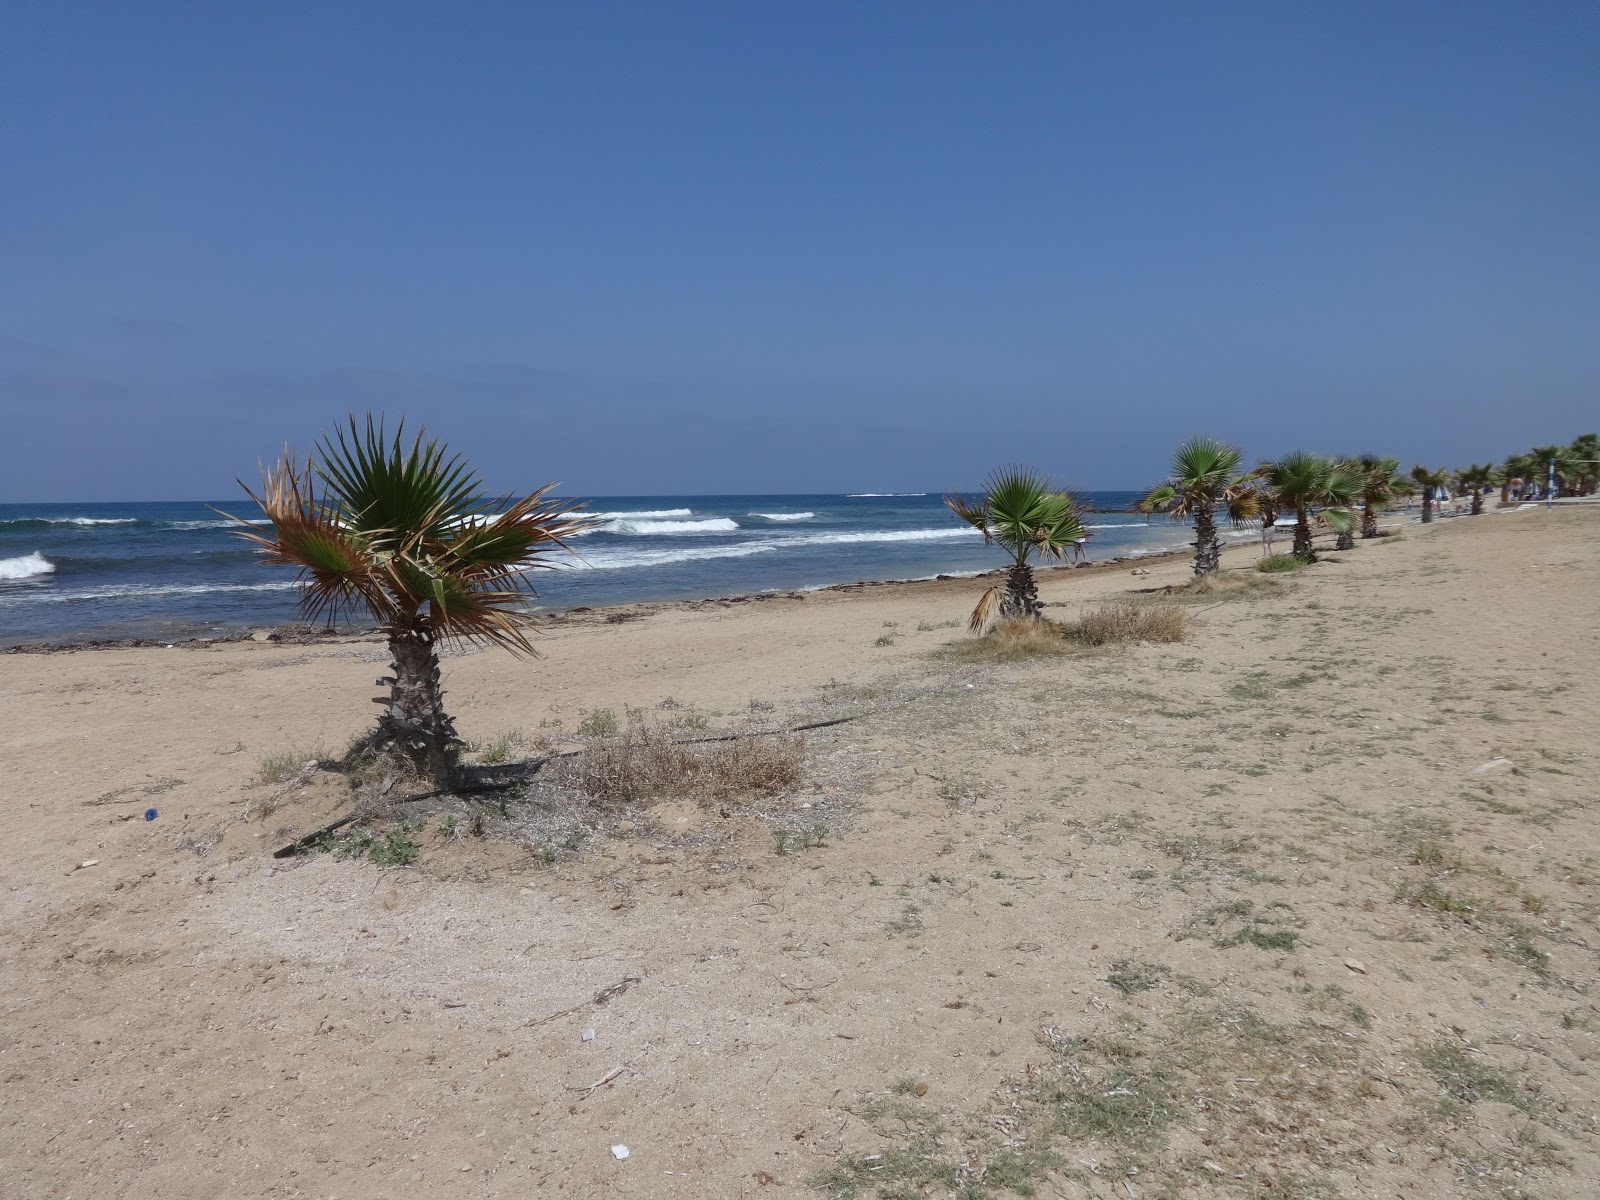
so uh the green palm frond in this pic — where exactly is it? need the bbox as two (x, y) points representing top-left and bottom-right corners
(1318, 506), (1356, 534)
(945, 467), (1084, 567)
(219, 452), (400, 627)
(218, 415), (596, 652)
(1139, 437), (1246, 520)
(1261, 452), (1339, 517)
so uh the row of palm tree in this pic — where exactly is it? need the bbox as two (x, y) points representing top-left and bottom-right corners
(941, 443), (1409, 634)
(1137, 440), (1409, 574)
(1497, 433), (1599, 500)
(230, 417), (1597, 787)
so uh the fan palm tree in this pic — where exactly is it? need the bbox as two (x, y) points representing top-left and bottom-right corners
(1410, 464), (1450, 523)
(1322, 463), (1362, 550)
(945, 467), (1085, 632)
(222, 415), (596, 785)
(1531, 444), (1585, 497)
(1570, 433), (1599, 495)
(1348, 454), (1403, 539)
(1260, 452), (1341, 561)
(1454, 464), (1496, 515)
(1136, 436), (1256, 577)
(1500, 452), (1536, 504)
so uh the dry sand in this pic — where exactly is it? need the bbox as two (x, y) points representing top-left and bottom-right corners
(3, 508), (1597, 1198)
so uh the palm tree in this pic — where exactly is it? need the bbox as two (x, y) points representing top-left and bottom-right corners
(1570, 433), (1600, 495)
(1136, 437), (1256, 578)
(1349, 454), (1403, 539)
(1454, 464), (1496, 515)
(223, 416), (595, 785)
(945, 467), (1085, 632)
(1410, 464), (1449, 523)
(1534, 444), (1585, 496)
(1322, 462), (1362, 550)
(1260, 452), (1339, 561)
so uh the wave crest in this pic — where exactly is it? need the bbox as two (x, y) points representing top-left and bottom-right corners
(603, 517), (739, 535)
(0, 552), (55, 581)
(748, 512), (815, 522)
(587, 508), (693, 520)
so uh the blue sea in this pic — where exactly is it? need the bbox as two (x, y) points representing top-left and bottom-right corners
(0, 493), (1255, 647)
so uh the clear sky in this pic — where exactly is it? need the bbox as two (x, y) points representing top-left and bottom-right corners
(3, 2), (1596, 501)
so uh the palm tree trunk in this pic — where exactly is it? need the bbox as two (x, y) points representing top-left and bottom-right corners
(1293, 510), (1315, 560)
(1470, 491), (1483, 516)
(1001, 562), (1040, 619)
(377, 626), (461, 786)
(1192, 505), (1220, 576)
(1335, 528), (1354, 551)
(1421, 495), (1433, 524)
(1360, 502), (1379, 539)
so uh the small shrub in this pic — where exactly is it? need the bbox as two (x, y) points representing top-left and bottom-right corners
(319, 825), (420, 867)
(1064, 603), (1189, 646)
(476, 729), (527, 765)
(256, 746), (326, 785)
(1257, 554), (1307, 574)
(577, 708), (618, 737)
(563, 718), (803, 805)
(874, 633), (896, 647)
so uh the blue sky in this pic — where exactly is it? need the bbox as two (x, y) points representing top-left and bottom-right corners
(3, 2), (1597, 501)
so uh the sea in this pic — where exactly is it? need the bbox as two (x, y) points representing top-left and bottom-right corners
(0, 493), (1259, 647)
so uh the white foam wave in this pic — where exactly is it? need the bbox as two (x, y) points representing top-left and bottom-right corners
(0, 516), (140, 526)
(0, 580), (298, 606)
(0, 552), (55, 581)
(562, 542), (776, 571)
(785, 527), (977, 546)
(167, 518), (272, 529)
(603, 517), (739, 535)
(586, 508), (693, 520)
(846, 493), (926, 498)
(748, 511), (815, 521)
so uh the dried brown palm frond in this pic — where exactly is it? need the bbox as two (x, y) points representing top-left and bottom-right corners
(968, 584), (1003, 634)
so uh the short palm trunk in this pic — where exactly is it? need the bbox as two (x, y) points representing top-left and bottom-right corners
(1470, 493), (1484, 516)
(1335, 529), (1354, 551)
(1361, 505), (1379, 539)
(1191, 508), (1220, 576)
(1421, 498), (1434, 524)
(377, 627), (462, 786)
(1293, 514), (1316, 561)
(1002, 563), (1041, 619)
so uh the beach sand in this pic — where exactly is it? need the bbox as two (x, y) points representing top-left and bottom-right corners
(3, 508), (1597, 1197)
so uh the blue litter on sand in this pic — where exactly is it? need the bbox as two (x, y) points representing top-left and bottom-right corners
(144, 808), (158, 821)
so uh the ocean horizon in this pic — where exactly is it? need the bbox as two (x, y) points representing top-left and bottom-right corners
(0, 491), (1254, 646)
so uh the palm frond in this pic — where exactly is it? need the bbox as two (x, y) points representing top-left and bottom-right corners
(968, 585), (1003, 634)
(216, 452), (397, 627)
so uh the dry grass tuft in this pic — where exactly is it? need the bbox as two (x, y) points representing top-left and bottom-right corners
(940, 616), (1074, 663)
(1065, 602), (1189, 646)
(1164, 571), (1279, 601)
(563, 719), (804, 806)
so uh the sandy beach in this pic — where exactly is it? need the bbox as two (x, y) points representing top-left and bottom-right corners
(3, 506), (1597, 1198)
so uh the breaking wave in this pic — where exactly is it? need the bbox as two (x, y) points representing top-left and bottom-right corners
(586, 508), (693, 520)
(601, 517), (739, 535)
(785, 527), (976, 546)
(748, 512), (815, 521)
(0, 552), (55, 581)
(0, 580), (299, 607)
(0, 516), (141, 528)
(565, 542), (775, 571)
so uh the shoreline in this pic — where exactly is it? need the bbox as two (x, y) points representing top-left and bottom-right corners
(1, 537), (1219, 654)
